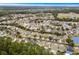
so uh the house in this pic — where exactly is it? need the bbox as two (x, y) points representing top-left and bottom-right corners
(0, 31), (6, 37)
(62, 23), (72, 30)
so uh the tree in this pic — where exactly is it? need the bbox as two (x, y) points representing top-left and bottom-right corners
(69, 42), (74, 47)
(0, 51), (8, 55)
(66, 37), (74, 47)
(57, 50), (64, 55)
(52, 12), (58, 19)
(0, 36), (53, 55)
(66, 37), (73, 43)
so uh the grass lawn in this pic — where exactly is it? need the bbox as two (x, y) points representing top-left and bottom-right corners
(74, 44), (79, 47)
(73, 34), (79, 37)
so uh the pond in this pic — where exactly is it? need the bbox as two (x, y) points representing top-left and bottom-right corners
(65, 36), (79, 55)
(72, 36), (79, 44)
(65, 46), (73, 55)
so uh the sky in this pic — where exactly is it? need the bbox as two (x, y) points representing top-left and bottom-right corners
(0, 3), (79, 6)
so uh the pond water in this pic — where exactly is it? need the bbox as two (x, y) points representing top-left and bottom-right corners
(72, 37), (79, 44)
(65, 46), (73, 55)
